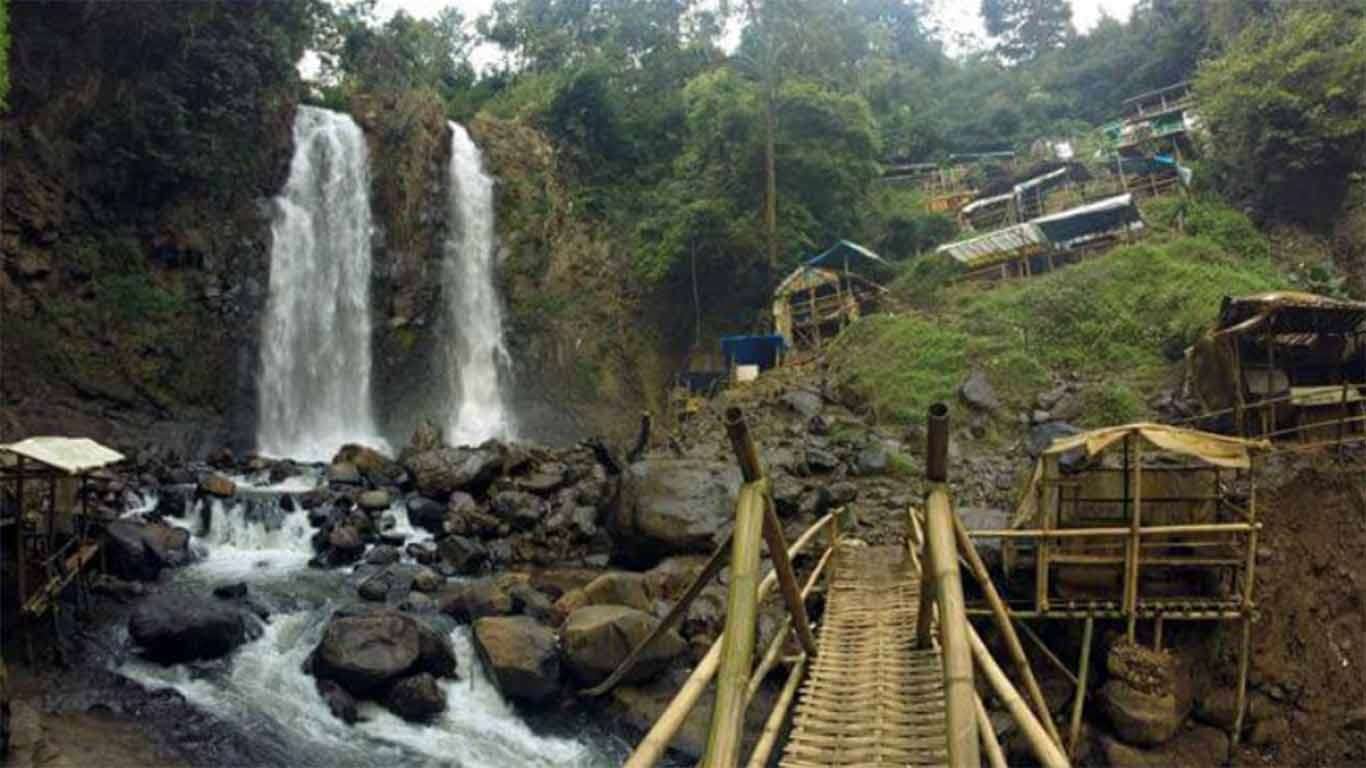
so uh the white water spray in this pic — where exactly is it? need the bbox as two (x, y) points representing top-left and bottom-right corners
(257, 106), (387, 461)
(443, 123), (515, 446)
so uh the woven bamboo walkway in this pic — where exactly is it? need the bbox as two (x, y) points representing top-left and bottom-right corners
(780, 544), (949, 767)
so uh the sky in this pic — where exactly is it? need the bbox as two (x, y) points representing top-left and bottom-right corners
(371, 0), (1142, 67)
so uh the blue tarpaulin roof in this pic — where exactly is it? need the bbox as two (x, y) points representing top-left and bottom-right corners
(721, 335), (786, 371)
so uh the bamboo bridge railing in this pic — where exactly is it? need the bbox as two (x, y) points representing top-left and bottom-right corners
(593, 403), (1073, 768)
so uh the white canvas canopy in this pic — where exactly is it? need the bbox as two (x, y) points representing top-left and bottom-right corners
(1, 437), (125, 474)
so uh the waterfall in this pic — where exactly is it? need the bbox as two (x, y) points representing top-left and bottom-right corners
(257, 106), (386, 462)
(442, 123), (515, 446)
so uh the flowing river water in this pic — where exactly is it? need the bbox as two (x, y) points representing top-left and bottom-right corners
(111, 475), (624, 767)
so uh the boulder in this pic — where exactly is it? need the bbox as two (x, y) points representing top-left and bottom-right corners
(198, 473), (237, 498)
(438, 579), (514, 620)
(405, 496), (447, 534)
(473, 616), (561, 704)
(212, 582), (248, 600)
(1101, 680), (1186, 746)
(358, 490), (391, 511)
(580, 571), (653, 612)
(129, 591), (252, 664)
(854, 445), (889, 475)
(959, 369), (1001, 412)
(804, 448), (840, 474)
(1026, 421), (1083, 459)
(316, 679), (358, 724)
(1195, 686), (1276, 732)
(327, 462), (363, 485)
(437, 535), (487, 574)
(781, 390), (824, 419)
(561, 605), (685, 686)
(326, 526), (366, 565)
(105, 519), (192, 581)
(406, 541), (440, 565)
(405, 446), (502, 499)
(1099, 725), (1229, 768)
(491, 490), (543, 530)
(413, 619), (458, 678)
(384, 673), (445, 722)
(609, 460), (741, 560)
(312, 610), (420, 695)
(365, 544), (401, 566)
(333, 444), (405, 486)
(412, 567), (444, 593)
(827, 482), (858, 506)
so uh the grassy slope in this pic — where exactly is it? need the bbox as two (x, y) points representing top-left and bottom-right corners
(829, 200), (1285, 428)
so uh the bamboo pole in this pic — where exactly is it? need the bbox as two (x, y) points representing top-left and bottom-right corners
(744, 546), (832, 707)
(968, 522), (1260, 539)
(953, 513), (1064, 748)
(584, 529), (734, 696)
(927, 486), (980, 768)
(745, 653), (807, 768)
(703, 479), (768, 768)
(1067, 616), (1094, 759)
(623, 515), (833, 768)
(976, 693), (1009, 768)
(1233, 459), (1259, 747)
(1127, 439), (1144, 642)
(1016, 619), (1079, 686)
(1232, 615), (1253, 747)
(725, 407), (818, 658)
(968, 624), (1071, 768)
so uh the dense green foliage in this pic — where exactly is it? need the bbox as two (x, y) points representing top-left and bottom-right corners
(1195, 6), (1366, 225)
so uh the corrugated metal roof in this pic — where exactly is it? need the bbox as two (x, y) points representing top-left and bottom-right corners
(1013, 167), (1069, 195)
(959, 192), (1012, 216)
(935, 223), (1047, 267)
(0, 437), (125, 474)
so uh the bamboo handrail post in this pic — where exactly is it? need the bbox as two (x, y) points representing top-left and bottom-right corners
(967, 623), (1071, 768)
(953, 514), (1064, 748)
(743, 546), (832, 707)
(976, 692), (1009, 768)
(703, 480), (768, 768)
(761, 495), (818, 657)
(1067, 616), (1095, 758)
(1015, 618), (1078, 687)
(928, 487), (980, 768)
(623, 513), (833, 768)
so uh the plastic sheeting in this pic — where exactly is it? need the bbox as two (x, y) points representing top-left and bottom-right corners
(1042, 422), (1268, 469)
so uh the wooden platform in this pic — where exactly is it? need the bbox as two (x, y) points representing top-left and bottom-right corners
(780, 544), (948, 767)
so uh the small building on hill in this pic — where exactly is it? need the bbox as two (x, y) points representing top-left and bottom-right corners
(1186, 291), (1366, 441)
(772, 241), (890, 350)
(938, 194), (1143, 282)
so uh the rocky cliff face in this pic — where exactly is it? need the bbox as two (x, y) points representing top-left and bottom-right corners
(0, 2), (307, 458)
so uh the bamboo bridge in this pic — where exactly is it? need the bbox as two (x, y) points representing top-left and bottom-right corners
(587, 404), (1072, 768)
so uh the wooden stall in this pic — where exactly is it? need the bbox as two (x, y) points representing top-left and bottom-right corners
(772, 241), (889, 351)
(1186, 292), (1366, 442)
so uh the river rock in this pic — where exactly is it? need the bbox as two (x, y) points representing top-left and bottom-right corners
(312, 610), (420, 695)
(316, 679), (358, 724)
(561, 605), (685, 686)
(412, 566), (443, 593)
(406, 540), (439, 565)
(326, 525), (366, 565)
(212, 582), (248, 600)
(358, 489), (391, 511)
(559, 571), (653, 617)
(406, 446), (502, 499)
(334, 444), (405, 486)
(129, 591), (252, 664)
(198, 472), (237, 498)
(438, 578), (515, 620)
(327, 462), (362, 486)
(105, 519), (192, 581)
(384, 673), (445, 722)
(491, 490), (543, 530)
(405, 496), (447, 534)
(437, 535), (487, 574)
(608, 459), (741, 561)
(473, 616), (561, 704)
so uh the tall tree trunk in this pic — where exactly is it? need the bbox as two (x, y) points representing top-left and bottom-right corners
(763, 91), (778, 273)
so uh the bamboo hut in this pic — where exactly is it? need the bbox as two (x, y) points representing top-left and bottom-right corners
(1186, 291), (1366, 441)
(772, 241), (889, 350)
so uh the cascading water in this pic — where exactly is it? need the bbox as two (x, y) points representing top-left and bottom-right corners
(119, 477), (613, 767)
(442, 124), (515, 446)
(257, 106), (387, 461)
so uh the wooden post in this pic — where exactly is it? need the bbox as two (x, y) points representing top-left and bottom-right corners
(1265, 326), (1276, 439)
(928, 487), (980, 768)
(1232, 615), (1253, 748)
(953, 514), (1064, 747)
(725, 407), (818, 658)
(1126, 436), (1143, 642)
(967, 624), (1070, 768)
(744, 546), (831, 707)
(1068, 616), (1094, 758)
(1233, 458), (1259, 747)
(703, 480), (768, 768)
(1037, 455), (1059, 613)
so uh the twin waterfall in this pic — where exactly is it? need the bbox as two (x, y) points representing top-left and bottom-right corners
(257, 108), (513, 459)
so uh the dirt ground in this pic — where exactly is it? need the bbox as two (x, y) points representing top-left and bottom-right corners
(1232, 454), (1366, 767)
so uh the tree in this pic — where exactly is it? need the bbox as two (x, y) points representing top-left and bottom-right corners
(980, 0), (1073, 63)
(0, 0), (9, 110)
(1195, 7), (1366, 225)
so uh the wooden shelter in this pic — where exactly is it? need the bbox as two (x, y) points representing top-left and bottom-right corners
(772, 241), (889, 350)
(1186, 291), (1366, 442)
(1, 436), (123, 659)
